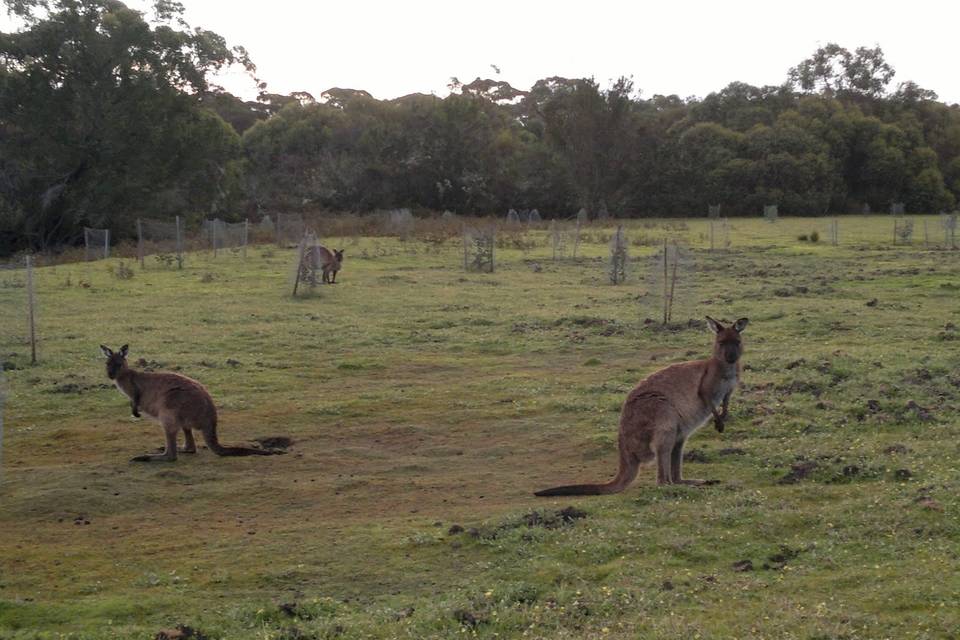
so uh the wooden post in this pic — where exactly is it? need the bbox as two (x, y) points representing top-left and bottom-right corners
(667, 242), (679, 325)
(243, 219), (249, 259)
(462, 229), (468, 271)
(26, 255), (36, 365)
(212, 219), (218, 258)
(175, 216), (183, 269)
(924, 220), (928, 247)
(710, 220), (715, 251)
(662, 238), (668, 325)
(137, 218), (144, 268)
(292, 239), (305, 296)
(489, 232), (495, 273)
(105, 229), (110, 259)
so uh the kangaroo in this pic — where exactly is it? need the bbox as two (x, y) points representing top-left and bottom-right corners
(535, 316), (747, 495)
(314, 245), (344, 284)
(99, 344), (281, 462)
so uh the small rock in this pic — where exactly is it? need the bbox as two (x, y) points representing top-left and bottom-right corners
(865, 298), (878, 307)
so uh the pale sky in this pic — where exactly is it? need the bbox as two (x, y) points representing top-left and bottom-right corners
(5, 0), (960, 104)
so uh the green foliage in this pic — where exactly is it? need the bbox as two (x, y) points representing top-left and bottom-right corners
(0, 0), (248, 254)
(4, 23), (960, 259)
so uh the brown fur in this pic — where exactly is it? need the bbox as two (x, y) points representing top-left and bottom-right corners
(535, 316), (747, 495)
(100, 345), (281, 462)
(307, 245), (343, 284)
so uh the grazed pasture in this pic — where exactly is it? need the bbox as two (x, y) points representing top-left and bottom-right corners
(1, 216), (958, 639)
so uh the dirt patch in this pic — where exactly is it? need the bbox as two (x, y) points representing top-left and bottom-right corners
(155, 625), (208, 640)
(778, 461), (818, 484)
(521, 506), (587, 528)
(46, 381), (111, 394)
(454, 507), (588, 541)
(453, 609), (484, 628)
(683, 449), (710, 463)
(718, 448), (746, 456)
(255, 436), (294, 450)
(905, 400), (933, 421)
(763, 545), (803, 570)
(136, 358), (168, 371)
(732, 559), (753, 572)
(884, 444), (909, 455)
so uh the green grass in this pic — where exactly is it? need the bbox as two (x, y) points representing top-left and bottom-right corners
(1, 215), (959, 639)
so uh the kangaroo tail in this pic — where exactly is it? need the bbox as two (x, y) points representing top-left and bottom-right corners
(202, 425), (282, 457)
(535, 454), (638, 497)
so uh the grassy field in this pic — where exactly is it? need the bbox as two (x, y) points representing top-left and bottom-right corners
(1, 215), (959, 639)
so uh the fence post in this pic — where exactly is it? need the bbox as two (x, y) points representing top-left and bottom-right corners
(662, 238), (668, 325)
(243, 219), (249, 259)
(0, 371), (5, 483)
(26, 255), (37, 365)
(105, 229), (110, 259)
(175, 216), (183, 269)
(137, 218), (144, 268)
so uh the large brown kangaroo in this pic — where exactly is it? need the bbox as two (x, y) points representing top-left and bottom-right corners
(535, 316), (747, 495)
(100, 345), (281, 462)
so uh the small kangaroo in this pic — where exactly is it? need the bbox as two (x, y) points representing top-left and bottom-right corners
(100, 344), (281, 462)
(315, 246), (344, 284)
(535, 316), (747, 495)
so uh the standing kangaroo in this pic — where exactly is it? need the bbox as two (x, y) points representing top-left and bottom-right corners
(100, 345), (281, 462)
(312, 245), (344, 284)
(535, 316), (747, 495)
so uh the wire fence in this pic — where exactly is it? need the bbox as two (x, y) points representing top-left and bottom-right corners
(608, 225), (628, 284)
(137, 217), (183, 269)
(276, 213), (305, 247)
(463, 225), (495, 272)
(204, 218), (249, 257)
(0, 256), (38, 366)
(641, 240), (696, 325)
(83, 227), (110, 261)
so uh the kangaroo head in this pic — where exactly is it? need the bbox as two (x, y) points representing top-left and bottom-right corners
(706, 316), (748, 364)
(334, 249), (344, 262)
(99, 344), (129, 380)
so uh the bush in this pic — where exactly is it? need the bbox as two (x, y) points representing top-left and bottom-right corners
(798, 234), (809, 242)
(810, 231), (820, 242)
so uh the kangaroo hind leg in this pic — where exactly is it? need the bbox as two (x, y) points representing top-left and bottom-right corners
(180, 428), (197, 454)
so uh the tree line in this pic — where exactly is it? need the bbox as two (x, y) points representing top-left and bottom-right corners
(2, 0), (959, 255)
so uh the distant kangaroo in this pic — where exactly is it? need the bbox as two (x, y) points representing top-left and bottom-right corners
(99, 345), (281, 462)
(535, 316), (748, 495)
(305, 245), (343, 284)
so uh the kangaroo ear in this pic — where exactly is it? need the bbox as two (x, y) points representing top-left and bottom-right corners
(119, 344), (129, 357)
(100, 345), (113, 357)
(705, 316), (723, 334)
(733, 318), (749, 333)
